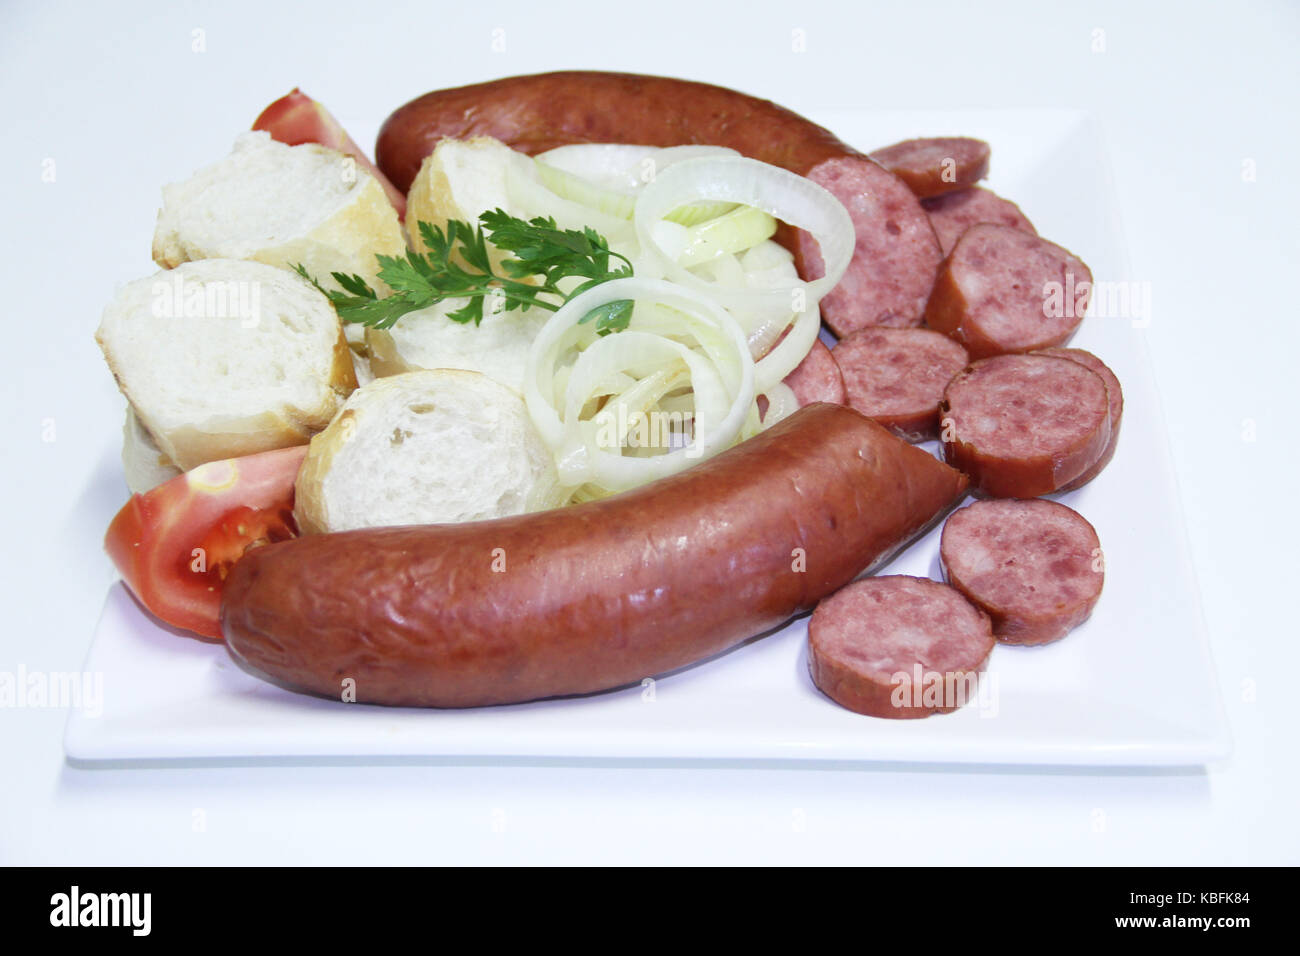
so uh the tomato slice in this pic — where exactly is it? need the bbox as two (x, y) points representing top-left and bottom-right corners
(253, 87), (407, 219)
(104, 445), (308, 639)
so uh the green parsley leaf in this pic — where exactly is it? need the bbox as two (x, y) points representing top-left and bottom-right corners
(578, 299), (635, 336)
(294, 209), (632, 331)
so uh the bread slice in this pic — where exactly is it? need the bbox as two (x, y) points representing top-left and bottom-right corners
(380, 137), (556, 392)
(121, 407), (181, 493)
(97, 259), (357, 471)
(406, 137), (521, 257)
(365, 296), (549, 393)
(152, 131), (405, 291)
(294, 369), (562, 534)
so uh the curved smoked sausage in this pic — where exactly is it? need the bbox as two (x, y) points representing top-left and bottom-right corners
(222, 404), (968, 707)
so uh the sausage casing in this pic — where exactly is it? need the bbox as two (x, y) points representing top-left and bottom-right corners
(222, 404), (968, 707)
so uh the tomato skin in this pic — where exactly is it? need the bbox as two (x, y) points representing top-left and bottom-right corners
(104, 445), (308, 639)
(253, 87), (407, 219)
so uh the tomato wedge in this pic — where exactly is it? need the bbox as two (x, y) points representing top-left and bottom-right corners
(253, 87), (407, 219)
(104, 445), (308, 639)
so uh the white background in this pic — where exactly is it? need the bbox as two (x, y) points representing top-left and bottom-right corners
(2, 0), (1296, 864)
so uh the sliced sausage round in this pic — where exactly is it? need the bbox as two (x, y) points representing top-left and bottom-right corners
(796, 156), (943, 335)
(924, 223), (1093, 359)
(783, 339), (846, 406)
(922, 186), (1037, 256)
(868, 137), (991, 199)
(940, 498), (1104, 645)
(808, 575), (994, 719)
(757, 339), (845, 420)
(1034, 348), (1123, 490)
(832, 327), (969, 442)
(940, 353), (1111, 498)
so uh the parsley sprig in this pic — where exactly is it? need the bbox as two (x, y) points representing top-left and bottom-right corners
(295, 209), (634, 335)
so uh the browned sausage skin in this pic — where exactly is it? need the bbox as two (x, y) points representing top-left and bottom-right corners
(377, 71), (942, 333)
(222, 404), (968, 708)
(377, 71), (854, 195)
(1034, 348), (1123, 490)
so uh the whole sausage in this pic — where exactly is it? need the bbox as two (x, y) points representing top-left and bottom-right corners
(377, 71), (854, 195)
(376, 71), (942, 335)
(222, 404), (968, 707)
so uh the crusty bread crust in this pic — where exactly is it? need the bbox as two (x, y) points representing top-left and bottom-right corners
(121, 407), (181, 494)
(147, 324), (357, 469)
(152, 140), (406, 292)
(363, 327), (415, 378)
(294, 369), (561, 535)
(405, 137), (520, 272)
(97, 261), (359, 473)
(293, 407), (354, 536)
(242, 174), (405, 288)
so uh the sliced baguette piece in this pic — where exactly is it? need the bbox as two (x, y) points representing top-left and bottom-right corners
(366, 296), (550, 393)
(406, 136), (521, 258)
(390, 137), (553, 391)
(294, 369), (562, 534)
(97, 259), (357, 472)
(152, 129), (403, 381)
(152, 130), (406, 290)
(122, 406), (181, 493)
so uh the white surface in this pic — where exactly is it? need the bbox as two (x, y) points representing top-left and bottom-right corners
(64, 108), (1229, 767)
(2, 0), (1296, 863)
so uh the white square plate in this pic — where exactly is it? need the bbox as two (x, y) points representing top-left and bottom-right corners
(65, 109), (1230, 766)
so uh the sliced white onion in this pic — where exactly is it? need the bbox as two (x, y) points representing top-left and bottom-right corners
(633, 155), (854, 312)
(512, 150), (853, 501)
(535, 144), (742, 226)
(535, 144), (740, 192)
(758, 382), (800, 428)
(504, 153), (634, 239)
(534, 144), (660, 192)
(524, 277), (755, 493)
(752, 296), (820, 394)
(740, 239), (797, 274)
(646, 145), (741, 176)
(677, 205), (777, 268)
(536, 161), (637, 219)
(691, 251), (748, 288)
(745, 310), (792, 361)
